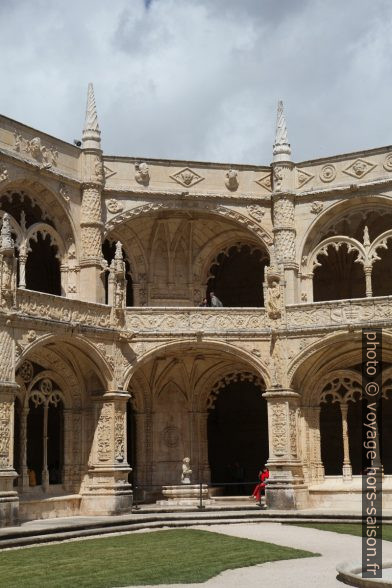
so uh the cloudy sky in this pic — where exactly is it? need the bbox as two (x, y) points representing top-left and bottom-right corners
(1, 0), (392, 164)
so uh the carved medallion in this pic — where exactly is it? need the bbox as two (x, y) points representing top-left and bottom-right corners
(161, 425), (180, 448)
(319, 164), (336, 183)
(383, 154), (392, 172)
(107, 199), (124, 214)
(19, 360), (34, 383)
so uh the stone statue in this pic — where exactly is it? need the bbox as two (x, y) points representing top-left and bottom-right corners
(181, 457), (192, 484)
(225, 169), (239, 190)
(267, 280), (282, 320)
(135, 162), (150, 185)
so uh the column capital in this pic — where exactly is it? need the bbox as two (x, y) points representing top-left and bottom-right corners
(263, 387), (300, 400)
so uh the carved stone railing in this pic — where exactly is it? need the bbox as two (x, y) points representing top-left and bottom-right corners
(11, 290), (392, 334)
(16, 289), (112, 328)
(286, 296), (392, 330)
(125, 308), (268, 333)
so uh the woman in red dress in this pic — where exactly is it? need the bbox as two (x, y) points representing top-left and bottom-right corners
(252, 466), (269, 502)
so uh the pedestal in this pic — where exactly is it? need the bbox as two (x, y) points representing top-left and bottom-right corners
(157, 484), (209, 506)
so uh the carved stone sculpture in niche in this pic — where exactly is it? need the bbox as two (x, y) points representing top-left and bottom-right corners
(319, 164), (336, 183)
(225, 169), (239, 191)
(0, 164), (8, 183)
(135, 162), (150, 185)
(14, 132), (58, 168)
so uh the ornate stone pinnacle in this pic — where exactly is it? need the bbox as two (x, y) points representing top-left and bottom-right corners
(0, 213), (14, 251)
(82, 82), (101, 148)
(273, 100), (291, 163)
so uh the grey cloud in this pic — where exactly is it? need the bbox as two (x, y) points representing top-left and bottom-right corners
(1, 0), (392, 164)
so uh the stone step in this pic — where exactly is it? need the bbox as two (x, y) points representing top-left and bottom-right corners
(2, 508), (392, 549)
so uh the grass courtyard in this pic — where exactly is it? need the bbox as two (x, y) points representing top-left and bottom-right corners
(0, 528), (317, 588)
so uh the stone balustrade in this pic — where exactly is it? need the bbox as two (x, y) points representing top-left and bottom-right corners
(12, 289), (392, 334)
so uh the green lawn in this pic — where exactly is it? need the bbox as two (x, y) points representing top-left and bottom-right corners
(290, 522), (392, 541)
(0, 529), (318, 588)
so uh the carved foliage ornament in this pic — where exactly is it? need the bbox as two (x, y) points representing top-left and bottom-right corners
(0, 401), (12, 467)
(97, 402), (112, 462)
(271, 402), (287, 456)
(310, 201), (323, 215)
(170, 167), (204, 187)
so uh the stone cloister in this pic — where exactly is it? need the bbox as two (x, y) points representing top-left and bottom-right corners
(1, 88), (392, 526)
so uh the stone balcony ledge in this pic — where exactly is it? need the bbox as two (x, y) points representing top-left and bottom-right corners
(3, 289), (392, 335)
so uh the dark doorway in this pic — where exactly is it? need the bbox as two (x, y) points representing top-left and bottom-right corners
(207, 245), (268, 307)
(207, 378), (268, 495)
(27, 400), (44, 486)
(25, 233), (61, 295)
(320, 400), (343, 475)
(48, 402), (63, 484)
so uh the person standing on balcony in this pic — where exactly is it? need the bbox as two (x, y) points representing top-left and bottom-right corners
(210, 292), (223, 307)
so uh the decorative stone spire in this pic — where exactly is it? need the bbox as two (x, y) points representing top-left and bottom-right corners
(0, 214), (14, 251)
(273, 100), (291, 163)
(82, 83), (101, 149)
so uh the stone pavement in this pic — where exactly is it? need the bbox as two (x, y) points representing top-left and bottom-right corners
(126, 522), (392, 588)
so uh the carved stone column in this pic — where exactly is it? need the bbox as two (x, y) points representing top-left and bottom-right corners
(81, 391), (132, 515)
(272, 189), (297, 304)
(264, 388), (308, 509)
(79, 182), (104, 303)
(0, 320), (19, 526)
(340, 403), (352, 481)
(0, 384), (19, 526)
(308, 406), (324, 483)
